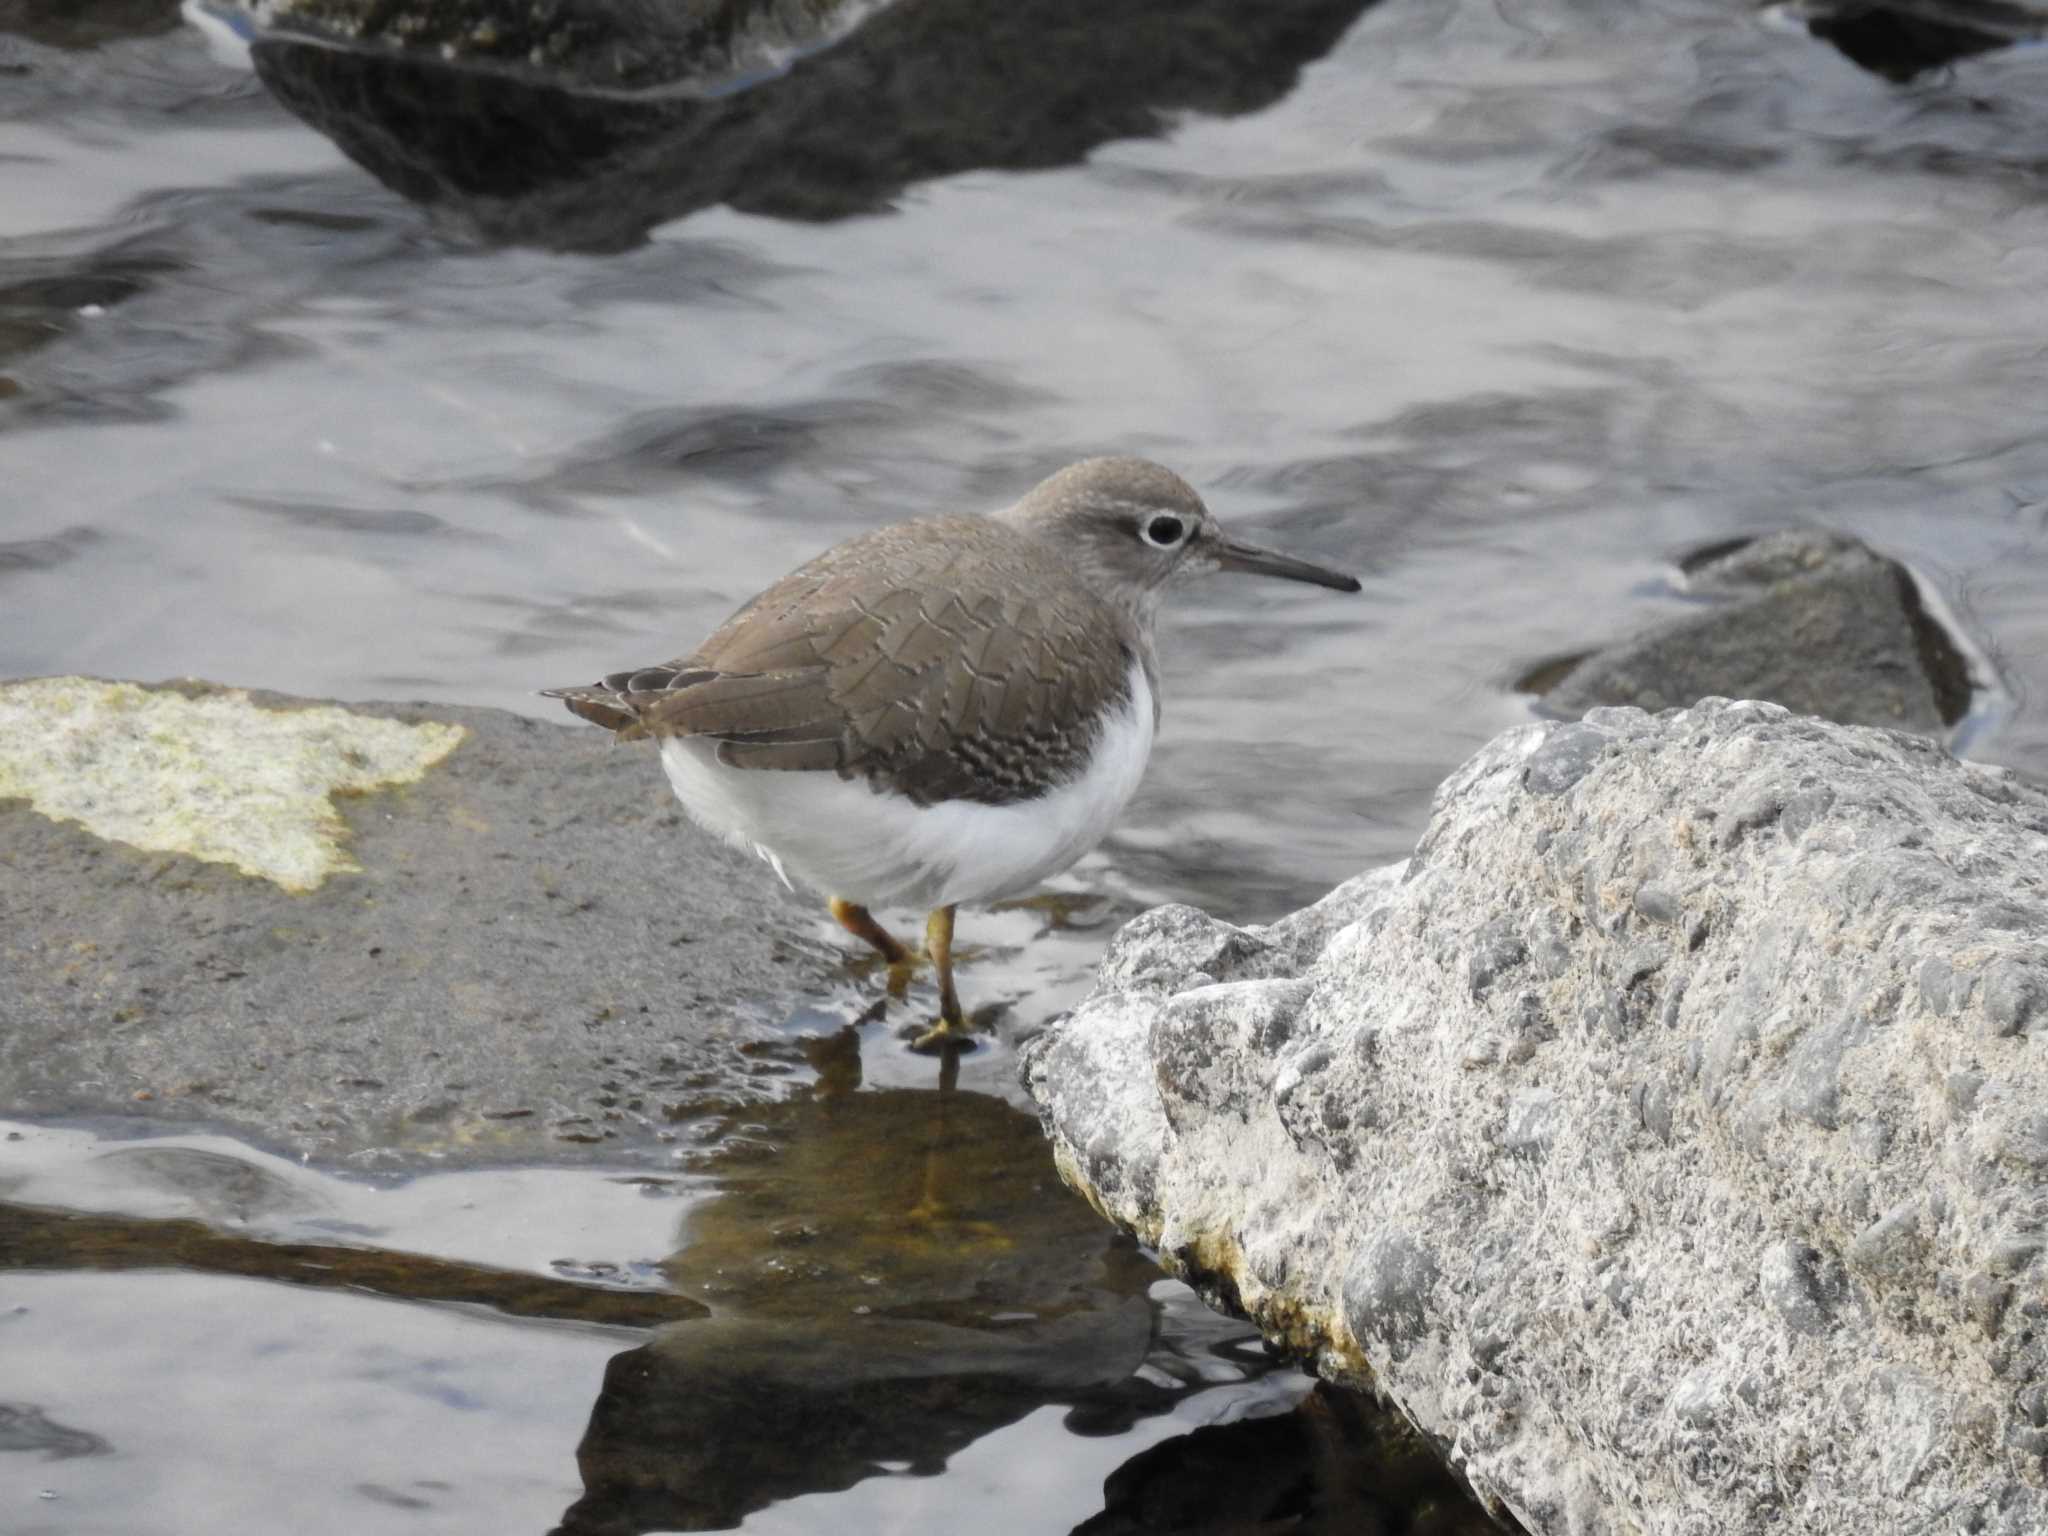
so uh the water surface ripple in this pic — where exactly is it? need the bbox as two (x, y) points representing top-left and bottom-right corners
(5, 0), (2048, 1529)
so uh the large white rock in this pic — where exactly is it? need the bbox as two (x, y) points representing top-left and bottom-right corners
(1024, 699), (2048, 1536)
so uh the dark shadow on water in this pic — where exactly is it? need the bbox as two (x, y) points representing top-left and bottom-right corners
(247, 0), (1381, 251)
(0, 0), (182, 48)
(555, 1056), (1169, 1532)
(552, 1032), (1508, 1533)
(0, 1042), (1509, 1531)
(1074, 1383), (1515, 1536)
(0, 1197), (710, 1328)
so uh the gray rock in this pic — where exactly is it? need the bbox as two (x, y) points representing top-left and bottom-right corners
(1025, 700), (2048, 1536)
(1531, 529), (1974, 740)
(0, 676), (837, 1163)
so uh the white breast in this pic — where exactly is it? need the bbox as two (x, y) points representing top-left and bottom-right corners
(659, 661), (1156, 911)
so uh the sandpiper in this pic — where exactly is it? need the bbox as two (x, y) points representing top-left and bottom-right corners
(543, 457), (1360, 1050)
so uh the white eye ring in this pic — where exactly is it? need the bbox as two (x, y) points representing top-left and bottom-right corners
(1142, 513), (1188, 548)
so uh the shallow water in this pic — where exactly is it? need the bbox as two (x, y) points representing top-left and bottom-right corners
(0, 1105), (1478, 1534)
(6, 0), (2048, 1529)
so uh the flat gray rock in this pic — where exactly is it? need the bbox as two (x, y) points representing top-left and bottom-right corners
(1533, 529), (1973, 740)
(1026, 699), (2048, 1535)
(0, 676), (837, 1163)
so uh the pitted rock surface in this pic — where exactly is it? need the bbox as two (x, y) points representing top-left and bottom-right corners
(1025, 699), (2048, 1536)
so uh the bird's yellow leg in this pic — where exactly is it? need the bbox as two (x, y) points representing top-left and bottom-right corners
(911, 904), (973, 1053)
(829, 897), (917, 998)
(828, 897), (909, 963)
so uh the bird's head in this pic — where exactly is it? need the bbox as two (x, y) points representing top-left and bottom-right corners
(999, 456), (1361, 619)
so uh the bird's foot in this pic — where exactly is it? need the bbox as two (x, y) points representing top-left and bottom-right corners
(905, 1016), (978, 1055)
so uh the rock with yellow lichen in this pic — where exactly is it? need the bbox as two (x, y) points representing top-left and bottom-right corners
(1025, 700), (2048, 1536)
(0, 676), (834, 1163)
(0, 677), (467, 891)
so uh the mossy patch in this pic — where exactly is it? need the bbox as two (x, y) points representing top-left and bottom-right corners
(0, 677), (466, 891)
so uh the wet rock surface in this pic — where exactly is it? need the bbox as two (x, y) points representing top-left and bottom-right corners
(235, 0), (1378, 248)
(1026, 700), (2048, 1536)
(1526, 529), (1974, 740)
(0, 677), (839, 1163)
(246, 0), (865, 94)
(1786, 0), (2048, 79)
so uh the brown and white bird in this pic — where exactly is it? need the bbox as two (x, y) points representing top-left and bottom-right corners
(543, 456), (1359, 1051)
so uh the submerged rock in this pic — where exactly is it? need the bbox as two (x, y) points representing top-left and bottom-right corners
(0, 676), (840, 1162)
(1527, 528), (1974, 741)
(0, 0), (184, 48)
(1026, 700), (2048, 1536)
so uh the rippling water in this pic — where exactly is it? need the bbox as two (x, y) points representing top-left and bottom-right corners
(6, 0), (2048, 1528)
(10, 0), (2048, 911)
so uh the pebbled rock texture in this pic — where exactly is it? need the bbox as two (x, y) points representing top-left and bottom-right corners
(1025, 699), (2048, 1536)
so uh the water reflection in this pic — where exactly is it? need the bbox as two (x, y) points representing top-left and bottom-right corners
(551, 1037), (1511, 1534)
(1, 1103), (1499, 1532)
(1077, 1384), (1510, 1536)
(558, 1057), (1168, 1532)
(0, 0), (182, 49)
(239, 0), (1381, 250)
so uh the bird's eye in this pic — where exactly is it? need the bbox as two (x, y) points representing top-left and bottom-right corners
(1142, 514), (1187, 548)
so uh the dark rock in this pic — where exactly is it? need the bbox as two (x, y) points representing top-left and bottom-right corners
(0, 676), (839, 1164)
(252, 0), (859, 94)
(1789, 0), (2043, 80)
(231, 0), (1380, 250)
(1526, 529), (1975, 741)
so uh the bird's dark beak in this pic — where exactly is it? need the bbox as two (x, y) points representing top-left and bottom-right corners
(1210, 531), (1362, 593)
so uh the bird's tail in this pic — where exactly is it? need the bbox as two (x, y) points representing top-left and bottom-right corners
(538, 684), (646, 737)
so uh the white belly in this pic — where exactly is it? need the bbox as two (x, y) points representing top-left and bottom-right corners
(658, 663), (1156, 910)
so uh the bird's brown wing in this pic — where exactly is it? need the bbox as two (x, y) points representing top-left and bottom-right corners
(541, 517), (1141, 807)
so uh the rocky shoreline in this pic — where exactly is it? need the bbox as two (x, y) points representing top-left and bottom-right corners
(1025, 699), (2048, 1535)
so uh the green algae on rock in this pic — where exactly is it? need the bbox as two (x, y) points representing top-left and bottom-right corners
(0, 677), (467, 892)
